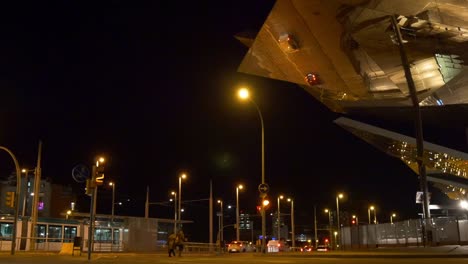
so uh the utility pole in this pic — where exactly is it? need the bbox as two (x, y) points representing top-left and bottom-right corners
(209, 180), (213, 251)
(145, 186), (149, 218)
(314, 205), (318, 248)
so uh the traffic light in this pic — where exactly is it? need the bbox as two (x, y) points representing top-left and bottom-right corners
(85, 179), (94, 195)
(351, 219), (356, 225)
(256, 205), (262, 214)
(5, 191), (15, 208)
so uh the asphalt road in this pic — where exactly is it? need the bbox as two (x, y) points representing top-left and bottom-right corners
(0, 253), (467, 264)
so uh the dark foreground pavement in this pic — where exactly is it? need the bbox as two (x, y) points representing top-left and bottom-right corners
(0, 246), (467, 264)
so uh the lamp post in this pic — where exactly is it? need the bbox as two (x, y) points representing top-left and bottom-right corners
(374, 207), (378, 224)
(236, 184), (243, 241)
(109, 182), (115, 223)
(277, 195), (283, 241)
(368, 206), (375, 224)
(287, 198), (295, 248)
(237, 87), (267, 253)
(217, 199), (223, 248)
(171, 191), (177, 234)
(21, 168), (33, 218)
(335, 193), (343, 249)
(324, 209), (332, 247)
(178, 173), (187, 229)
(390, 213), (396, 224)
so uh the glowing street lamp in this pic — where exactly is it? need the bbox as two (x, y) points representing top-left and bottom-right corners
(390, 213), (397, 224)
(335, 193), (344, 249)
(171, 191), (177, 233)
(324, 209), (332, 247)
(217, 199), (224, 245)
(236, 184), (244, 241)
(178, 173), (187, 228)
(368, 206), (375, 224)
(277, 195), (284, 241)
(109, 182), (116, 223)
(237, 87), (267, 253)
(287, 198), (295, 248)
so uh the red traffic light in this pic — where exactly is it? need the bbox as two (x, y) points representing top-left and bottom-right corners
(351, 220), (356, 225)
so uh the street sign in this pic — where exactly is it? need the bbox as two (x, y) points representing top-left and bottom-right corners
(72, 164), (90, 183)
(416, 191), (431, 203)
(258, 183), (269, 194)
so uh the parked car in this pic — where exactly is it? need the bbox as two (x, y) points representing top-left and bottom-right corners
(227, 241), (246, 253)
(316, 245), (331, 252)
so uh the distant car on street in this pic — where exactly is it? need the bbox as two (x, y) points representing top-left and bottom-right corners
(316, 245), (330, 252)
(227, 241), (246, 253)
(301, 245), (313, 252)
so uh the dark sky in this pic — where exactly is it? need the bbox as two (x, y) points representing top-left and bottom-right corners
(0, 1), (467, 242)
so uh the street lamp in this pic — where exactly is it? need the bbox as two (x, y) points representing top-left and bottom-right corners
(109, 182), (116, 223)
(368, 206), (375, 224)
(277, 195), (284, 241)
(336, 193), (343, 249)
(390, 213), (396, 224)
(66, 210), (72, 220)
(21, 168), (34, 218)
(237, 87), (267, 253)
(171, 191), (177, 234)
(178, 173), (187, 229)
(324, 209), (332, 247)
(287, 198), (295, 248)
(217, 199), (223, 247)
(236, 184), (243, 241)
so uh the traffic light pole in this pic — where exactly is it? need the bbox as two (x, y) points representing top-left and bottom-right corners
(0, 146), (21, 255)
(87, 165), (97, 261)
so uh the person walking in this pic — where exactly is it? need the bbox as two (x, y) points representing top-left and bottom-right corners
(175, 229), (185, 257)
(167, 233), (177, 257)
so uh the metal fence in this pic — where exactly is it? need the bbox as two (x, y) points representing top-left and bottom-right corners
(341, 217), (468, 249)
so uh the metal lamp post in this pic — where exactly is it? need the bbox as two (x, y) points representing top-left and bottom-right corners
(277, 195), (283, 241)
(217, 199), (223, 248)
(368, 206), (374, 224)
(236, 184), (243, 241)
(390, 213), (396, 224)
(21, 168), (33, 218)
(178, 173), (187, 229)
(171, 191), (177, 234)
(109, 182), (115, 223)
(335, 193), (343, 249)
(287, 198), (295, 248)
(237, 87), (267, 253)
(324, 209), (332, 247)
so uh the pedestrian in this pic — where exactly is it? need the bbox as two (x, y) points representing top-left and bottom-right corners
(175, 229), (185, 257)
(167, 233), (176, 257)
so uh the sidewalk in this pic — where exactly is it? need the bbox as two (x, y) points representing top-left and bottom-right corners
(268, 245), (468, 258)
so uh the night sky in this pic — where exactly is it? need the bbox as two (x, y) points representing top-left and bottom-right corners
(0, 1), (467, 242)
